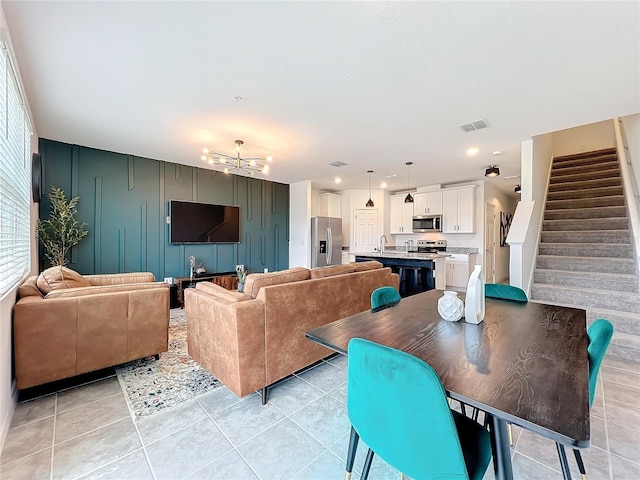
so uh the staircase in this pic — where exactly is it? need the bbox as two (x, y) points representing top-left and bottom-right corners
(530, 148), (640, 360)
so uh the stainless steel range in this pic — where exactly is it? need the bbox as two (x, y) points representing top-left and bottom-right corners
(416, 239), (447, 253)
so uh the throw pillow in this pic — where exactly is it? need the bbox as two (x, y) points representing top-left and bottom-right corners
(36, 266), (91, 294)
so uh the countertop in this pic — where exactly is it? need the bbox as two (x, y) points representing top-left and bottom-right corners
(446, 247), (479, 254)
(354, 251), (448, 260)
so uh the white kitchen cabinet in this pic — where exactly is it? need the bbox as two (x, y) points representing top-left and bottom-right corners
(414, 190), (443, 215)
(390, 194), (414, 234)
(319, 193), (341, 218)
(442, 186), (476, 233)
(445, 253), (478, 288)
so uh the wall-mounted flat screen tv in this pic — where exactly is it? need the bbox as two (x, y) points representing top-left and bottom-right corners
(169, 200), (240, 244)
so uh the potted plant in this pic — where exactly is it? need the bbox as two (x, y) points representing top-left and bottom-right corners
(36, 186), (88, 267)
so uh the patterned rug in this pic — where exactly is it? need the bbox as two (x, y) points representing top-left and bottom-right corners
(116, 309), (222, 420)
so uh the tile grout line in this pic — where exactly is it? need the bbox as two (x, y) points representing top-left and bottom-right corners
(49, 393), (58, 480)
(196, 397), (263, 480)
(132, 420), (159, 480)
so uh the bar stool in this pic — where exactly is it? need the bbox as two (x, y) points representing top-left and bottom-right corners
(398, 266), (421, 295)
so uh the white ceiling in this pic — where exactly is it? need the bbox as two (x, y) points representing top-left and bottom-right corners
(3, 1), (639, 196)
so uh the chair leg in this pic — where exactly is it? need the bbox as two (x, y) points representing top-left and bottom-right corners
(573, 449), (588, 480)
(344, 427), (359, 480)
(361, 448), (375, 480)
(556, 443), (573, 480)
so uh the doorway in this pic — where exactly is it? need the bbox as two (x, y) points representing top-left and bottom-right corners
(485, 203), (496, 283)
(354, 209), (379, 253)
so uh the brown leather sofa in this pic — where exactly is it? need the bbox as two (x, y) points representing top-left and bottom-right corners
(185, 261), (399, 403)
(13, 266), (170, 389)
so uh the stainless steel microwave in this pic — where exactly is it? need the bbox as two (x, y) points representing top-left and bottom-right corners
(412, 215), (442, 232)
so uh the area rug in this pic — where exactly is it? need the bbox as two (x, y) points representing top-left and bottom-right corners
(116, 309), (222, 420)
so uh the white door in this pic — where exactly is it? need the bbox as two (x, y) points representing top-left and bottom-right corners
(485, 203), (496, 284)
(354, 209), (379, 253)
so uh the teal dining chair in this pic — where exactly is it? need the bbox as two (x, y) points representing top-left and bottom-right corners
(484, 283), (528, 302)
(370, 286), (401, 312)
(345, 338), (492, 480)
(556, 318), (613, 480)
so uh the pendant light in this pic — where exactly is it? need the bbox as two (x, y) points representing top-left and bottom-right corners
(485, 165), (500, 177)
(404, 162), (414, 203)
(366, 170), (375, 207)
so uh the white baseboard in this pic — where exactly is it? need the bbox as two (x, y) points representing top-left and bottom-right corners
(0, 379), (17, 454)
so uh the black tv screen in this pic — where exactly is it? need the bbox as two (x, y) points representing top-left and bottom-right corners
(169, 200), (240, 244)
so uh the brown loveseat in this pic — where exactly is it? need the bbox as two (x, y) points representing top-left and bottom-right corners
(185, 261), (399, 403)
(13, 266), (170, 389)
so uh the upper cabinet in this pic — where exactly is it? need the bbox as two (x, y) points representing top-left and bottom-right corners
(413, 191), (443, 216)
(390, 194), (414, 234)
(442, 186), (476, 233)
(319, 193), (342, 218)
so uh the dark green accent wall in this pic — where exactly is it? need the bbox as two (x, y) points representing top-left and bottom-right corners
(38, 139), (290, 279)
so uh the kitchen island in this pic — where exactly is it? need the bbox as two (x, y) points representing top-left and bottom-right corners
(355, 251), (447, 295)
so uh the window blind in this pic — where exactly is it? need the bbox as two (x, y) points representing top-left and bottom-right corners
(0, 42), (32, 298)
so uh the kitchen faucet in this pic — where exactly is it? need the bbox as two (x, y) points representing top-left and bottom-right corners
(379, 234), (387, 253)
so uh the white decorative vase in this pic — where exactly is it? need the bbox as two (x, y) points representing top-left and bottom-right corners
(465, 265), (485, 324)
(437, 291), (464, 322)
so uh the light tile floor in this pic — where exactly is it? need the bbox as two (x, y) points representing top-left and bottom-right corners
(1, 354), (639, 480)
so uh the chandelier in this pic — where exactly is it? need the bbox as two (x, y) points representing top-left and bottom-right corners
(200, 140), (272, 176)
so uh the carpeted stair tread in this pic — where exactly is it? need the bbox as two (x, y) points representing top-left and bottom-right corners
(530, 284), (640, 313)
(547, 185), (624, 201)
(545, 196), (626, 209)
(542, 218), (629, 231)
(587, 308), (640, 336)
(538, 243), (633, 258)
(607, 332), (640, 362)
(549, 176), (622, 192)
(544, 206), (627, 220)
(550, 161), (618, 179)
(540, 231), (632, 243)
(536, 255), (637, 274)
(534, 268), (638, 292)
(552, 148), (617, 162)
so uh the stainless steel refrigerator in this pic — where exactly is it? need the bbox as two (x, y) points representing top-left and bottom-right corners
(311, 216), (343, 267)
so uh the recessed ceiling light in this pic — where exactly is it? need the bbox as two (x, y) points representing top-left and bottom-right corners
(492, 150), (503, 156)
(380, 182), (387, 188)
(334, 177), (342, 184)
(467, 147), (479, 156)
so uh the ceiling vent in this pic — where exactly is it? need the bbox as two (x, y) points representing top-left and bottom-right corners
(458, 119), (489, 133)
(329, 161), (348, 167)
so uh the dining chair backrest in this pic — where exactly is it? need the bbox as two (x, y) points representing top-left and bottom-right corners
(370, 286), (401, 312)
(347, 338), (470, 479)
(586, 318), (614, 405)
(484, 283), (528, 303)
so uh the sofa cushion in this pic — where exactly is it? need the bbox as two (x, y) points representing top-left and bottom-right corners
(44, 282), (166, 299)
(36, 266), (91, 294)
(19, 277), (43, 299)
(309, 264), (356, 279)
(351, 260), (383, 272)
(244, 267), (310, 299)
(195, 282), (250, 302)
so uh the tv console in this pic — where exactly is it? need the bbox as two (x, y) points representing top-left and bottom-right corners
(175, 271), (237, 308)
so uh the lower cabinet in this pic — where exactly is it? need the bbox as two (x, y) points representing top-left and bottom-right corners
(445, 253), (478, 288)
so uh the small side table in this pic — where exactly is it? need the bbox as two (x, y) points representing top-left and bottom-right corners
(175, 272), (237, 308)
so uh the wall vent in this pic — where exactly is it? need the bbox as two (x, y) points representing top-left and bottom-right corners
(329, 161), (347, 167)
(458, 119), (489, 132)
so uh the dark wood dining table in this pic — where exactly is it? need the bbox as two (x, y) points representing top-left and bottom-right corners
(305, 289), (590, 480)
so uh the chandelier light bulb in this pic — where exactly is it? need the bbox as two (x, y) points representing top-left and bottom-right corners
(249, 159), (256, 166)
(223, 167), (230, 174)
(219, 157), (226, 164)
(208, 159), (214, 165)
(200, 154), (207, 161)
(263, 165), (270, 173)
(266, 155), (273, 162)
(202, 148), (209, 154)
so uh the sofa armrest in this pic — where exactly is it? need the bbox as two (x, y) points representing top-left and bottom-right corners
(185, 288), (266, 397)
(84, 272), (156, 286)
